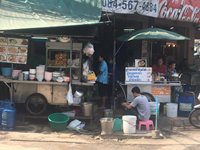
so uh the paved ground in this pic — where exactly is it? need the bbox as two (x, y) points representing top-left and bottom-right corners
(0, 114), (200, 150)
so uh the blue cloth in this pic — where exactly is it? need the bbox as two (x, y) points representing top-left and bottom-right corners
(97, 60), (108, 84)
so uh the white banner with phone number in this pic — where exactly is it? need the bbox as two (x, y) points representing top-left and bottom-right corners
(102, 0), (159, 17)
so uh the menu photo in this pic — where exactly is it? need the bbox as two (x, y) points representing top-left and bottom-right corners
(135, 58), (147, 67)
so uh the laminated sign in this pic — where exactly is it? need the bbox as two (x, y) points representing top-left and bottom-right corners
(0, 37), (28, 64)
(125, 67), (152, 84)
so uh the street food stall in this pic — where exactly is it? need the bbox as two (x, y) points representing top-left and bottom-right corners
(0, 36), (96, 116)
(125, 66), (181, 103)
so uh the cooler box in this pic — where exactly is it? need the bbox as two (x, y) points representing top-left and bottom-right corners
(178, 92), (195, 117)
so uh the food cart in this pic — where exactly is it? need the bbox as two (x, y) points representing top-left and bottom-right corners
(125, 67), (181, 103)
(0, 36), (95, 116)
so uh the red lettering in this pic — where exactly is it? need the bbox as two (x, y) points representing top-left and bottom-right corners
(159, 0), (200, 23)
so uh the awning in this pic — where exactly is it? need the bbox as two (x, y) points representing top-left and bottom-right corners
(0, 0), (102, 31)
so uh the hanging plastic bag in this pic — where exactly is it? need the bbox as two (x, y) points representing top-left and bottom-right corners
(198, 93), (200, 101)
(66, 83), (73, 105)
(83, 42), (95, 56)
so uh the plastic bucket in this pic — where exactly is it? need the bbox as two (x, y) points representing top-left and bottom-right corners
(149, 102), (160, 115)
(1, 102), (16, 130)
(1, 67), (12, 77)
(100, 117), (114, 135)
(112, 118), (122, 132)
(167, 103), (178, 118)
(178, 92), (195, 117)
(122, 115), (137, 134)
(82, 102), (93, 117)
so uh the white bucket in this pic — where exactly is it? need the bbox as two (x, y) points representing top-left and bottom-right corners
(122, 115), (137, 134)
(149, 102), (160, 115)
(167, 103), (178, 118)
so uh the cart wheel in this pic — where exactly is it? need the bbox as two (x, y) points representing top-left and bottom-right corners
(141, 92), (155, 102)
(25, 93), (47, 115)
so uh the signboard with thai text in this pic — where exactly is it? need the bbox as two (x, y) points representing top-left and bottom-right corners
(102, 0), (159, 17)
(125, 67), (152, 84)
(152, 86), (171, 102)
(159, 0), (200, 24)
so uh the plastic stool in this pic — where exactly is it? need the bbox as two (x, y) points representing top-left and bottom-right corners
(138, 120), (154, 130)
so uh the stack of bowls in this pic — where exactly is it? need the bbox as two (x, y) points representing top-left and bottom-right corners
(23, 71), (29, 80)
(63, 76), (70, 82)
(45, 71), (52, 82)
(29, 69), (36, 80)
(52, 72), (61, 81)
(36, 66), (45, 82)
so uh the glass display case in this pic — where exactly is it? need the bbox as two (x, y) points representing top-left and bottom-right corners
(46, 41), (82, 81)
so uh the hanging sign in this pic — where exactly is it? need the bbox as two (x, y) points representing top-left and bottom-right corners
(159, 0), (200, 24)
(0, 37), (28, 64)
(125, 67), (152, 84)
(102, 0), (159, 17)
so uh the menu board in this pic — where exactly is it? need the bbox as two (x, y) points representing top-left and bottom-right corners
(152, 86), (171, 103)
(125, 67), (152, 84)
(0, 37), (28, 64)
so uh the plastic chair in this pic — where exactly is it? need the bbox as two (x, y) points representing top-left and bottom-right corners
(138, 120), (154, 130)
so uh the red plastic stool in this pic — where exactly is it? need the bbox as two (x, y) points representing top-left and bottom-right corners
(138, 120), (154, 130)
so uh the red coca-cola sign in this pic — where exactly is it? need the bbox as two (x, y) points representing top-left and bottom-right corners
(159, 0), (200, 24)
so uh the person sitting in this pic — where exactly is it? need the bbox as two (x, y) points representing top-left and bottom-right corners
(121, 86), (150, 121)
(166, 61), (177, 80)
(152, 57), (167, 76)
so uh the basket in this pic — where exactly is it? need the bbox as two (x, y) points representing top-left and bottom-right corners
(48, 113), (69, 131)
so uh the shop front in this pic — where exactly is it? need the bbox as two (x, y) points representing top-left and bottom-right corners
(0, 0), (103, 118)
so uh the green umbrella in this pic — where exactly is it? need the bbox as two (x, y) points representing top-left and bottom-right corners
(117, 27), (190, 41)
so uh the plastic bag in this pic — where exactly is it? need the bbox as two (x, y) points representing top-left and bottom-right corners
(66, 83), (73, 105)
(198, 93), (200, 101)
(87, 71), (96, 81)
(83, 60), (89, 76)
(83, 42), (95, 56)
(67, 119), (85, 131)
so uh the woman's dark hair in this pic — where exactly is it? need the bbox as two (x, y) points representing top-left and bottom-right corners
(131, 86), (140, 94)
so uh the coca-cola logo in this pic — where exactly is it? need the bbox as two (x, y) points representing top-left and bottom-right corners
(159, 0), (200, 23)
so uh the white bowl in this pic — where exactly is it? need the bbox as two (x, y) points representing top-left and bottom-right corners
(56, 77), (63, 82)
(74, 91), (83, 98)
(29, 69), (36, 74)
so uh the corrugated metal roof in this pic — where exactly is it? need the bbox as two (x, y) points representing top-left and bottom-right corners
(0, 0), (101, 30)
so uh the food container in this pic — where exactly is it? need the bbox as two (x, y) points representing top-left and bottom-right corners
(12, 69), (22, 79)
(22, 71), (29, 80)
(63, 76), (70, 82)
(56, 77), (63, 83)
(1, 67), (12, 77)
(29, 74), (36, 80)
(44, 71), (52, 81)
(29, 69), (36, 74)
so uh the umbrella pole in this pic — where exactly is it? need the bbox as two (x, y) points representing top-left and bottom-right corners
(112, 12), (116, 113)
(150, 41), (153, 65)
